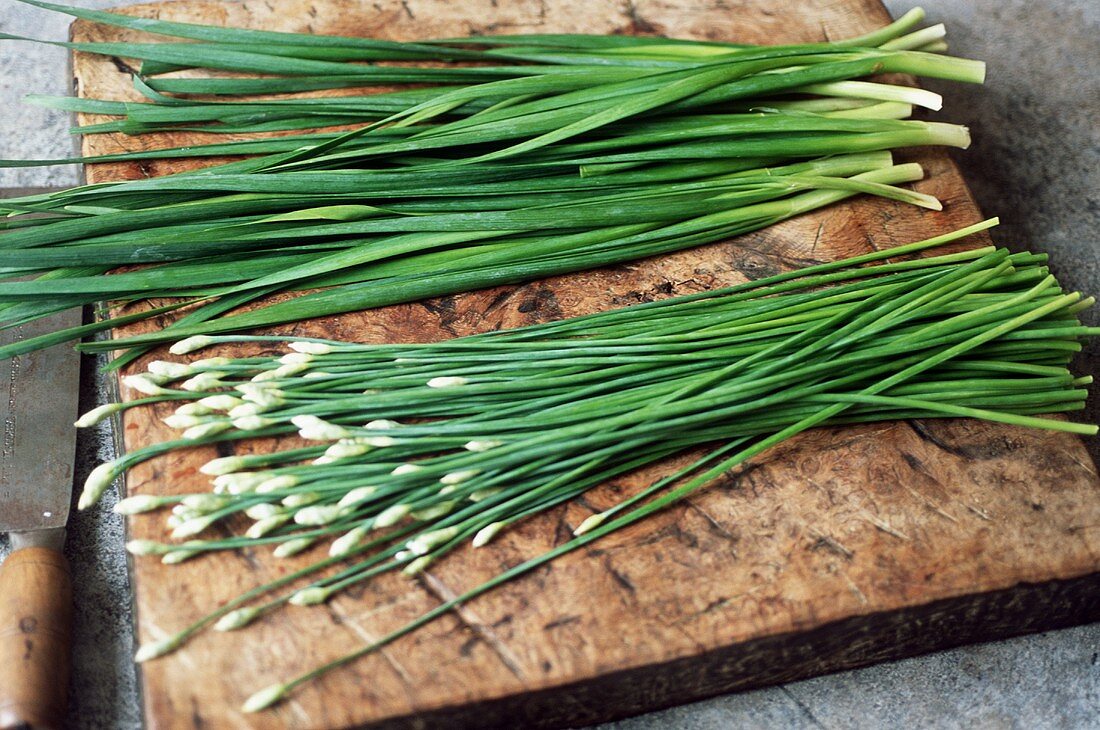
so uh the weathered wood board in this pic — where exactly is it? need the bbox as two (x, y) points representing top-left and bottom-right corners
(70, 1), (1100, 728)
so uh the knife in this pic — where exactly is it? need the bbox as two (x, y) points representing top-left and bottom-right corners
(0, 287), (82, 730)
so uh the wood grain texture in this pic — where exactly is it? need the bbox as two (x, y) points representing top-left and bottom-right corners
(0, 547), (73, 730)
(69, 1), (1100, 728)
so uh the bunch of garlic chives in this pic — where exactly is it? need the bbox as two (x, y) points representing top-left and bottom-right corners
(238, 258), (1096, 711)
(70, 223), (1099, 709)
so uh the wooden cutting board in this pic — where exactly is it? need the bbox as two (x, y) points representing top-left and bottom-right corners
(70, 1), (1100, 728)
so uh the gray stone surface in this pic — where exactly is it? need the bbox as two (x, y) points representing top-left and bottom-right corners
(0, 1), (1096, 728)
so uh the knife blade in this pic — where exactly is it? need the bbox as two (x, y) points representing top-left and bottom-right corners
(0, 285), (82, 730)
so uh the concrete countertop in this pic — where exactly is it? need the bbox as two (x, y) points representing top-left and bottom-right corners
(0, 1), (1096, 727)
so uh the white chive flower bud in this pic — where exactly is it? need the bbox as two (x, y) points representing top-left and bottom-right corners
(192, 356), (232, 369)
(171, 514), (219, 540)
(182, 421), (231, 440)
(181, 494), (228, 512)
(245, 514), (291, 539)
(402, 555), (433, 575)
(329, 525), (369, 557)
(374, 503), (411, 528)
(406, 526), (460, 556)
(291, 415), (350, 441)
(244, 503), (282, 521)
(242, 683), (289, 713)
(181, 372), (230, 392)
(272, 537), (315, 558)
(468, 488), (502, 503)
(464, 439), (502, 452)
(125, 539), (163, 556)
(201, 456), (247, 476)
(280, 352), (315, 367)
(390, 463), (422, 476)
(171, 503), (195, 518)
(365, 419), (400, 430)
(427, 376), (468, 388)
(122, 374), (171, 396)
(134, 635), (183, 663)
(293, 505), (344, 526)
(229, 402), (265, 418)
(162, 547), (203, 564)
(256, 475), (299, 494)
(288, 586), (331, 606)
(174, 402), (213, 417)
(147, 360), (194, 379)
(302, 371), (332, 379)
(214, 607), (260, 632)
(473, 521), (506, 548)
(440, 469), (480, 486)
(365, 435), (397, 448)
(323, 442), (371, 460)
(74, 402), (125, 428)
(215, 472), (270, 495)
(573, 512), (608, 536)
(233, 416), (275, 431)
(162, 413), (206, 430)
(311, 455), (336, 465)
(253, 363), (310, 381)
(288, 341), (334, 355)
(337, 486), (376, 509)
(282, 492), (321, 508)
(78, 461), (122, 510)
(198, 395), (244, 411)
(169, 335), (214, 355)
(113, 495), (164, 515)
(411, 501), (456, 521)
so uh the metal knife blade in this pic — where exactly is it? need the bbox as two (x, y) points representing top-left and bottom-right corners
(0, 304), (82, 540)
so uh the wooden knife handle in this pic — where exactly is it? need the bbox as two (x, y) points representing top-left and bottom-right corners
(0, 547), (72, 730)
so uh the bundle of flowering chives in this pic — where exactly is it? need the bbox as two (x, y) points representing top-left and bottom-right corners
(0, 5), (982, 363)
(74, 221), (1099, 710)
